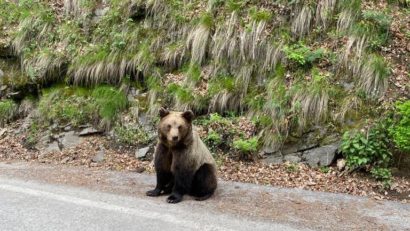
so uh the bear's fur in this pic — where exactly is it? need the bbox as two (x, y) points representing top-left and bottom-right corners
(146, 108), (217, 203)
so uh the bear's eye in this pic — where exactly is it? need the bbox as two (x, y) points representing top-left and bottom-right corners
(167, 124), (171, 130)
(178, 125), (182, 130)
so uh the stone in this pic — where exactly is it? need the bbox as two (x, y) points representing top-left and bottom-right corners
(61, 157), (71, 164)
(284, 153), (302, 163)
(337, 159), (347, 171)
(45, 142), (61, 153)
(92, 149), (105, 163)
(60, 131), (81, 149)
(302, 144), (339, 167)
(262, 153), (283, 165)
(79, 127), (101, 136)
(64, 126), (72, 132)
(0, 128), (6, 138)
(135, 146), (150, 159)
(262, 146), (278, 155)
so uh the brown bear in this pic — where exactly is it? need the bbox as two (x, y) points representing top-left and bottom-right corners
(146, 108), (217, 203)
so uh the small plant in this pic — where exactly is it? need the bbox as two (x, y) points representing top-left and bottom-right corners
(0, 100), (18, 126)
(233, 136), (259, 160)
(388, 101), (410, 153)
(283, 43), (325, 67)
(370, 167), (392, 188)
(204, 129), (222, 147)
(342, 124), (391, 169)
(286, 163), (299, 173)
(319, 166), (330, 174)
(113, 124), (150, 146)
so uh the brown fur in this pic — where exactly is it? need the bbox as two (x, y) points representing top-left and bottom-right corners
(146, 108), (217, 203)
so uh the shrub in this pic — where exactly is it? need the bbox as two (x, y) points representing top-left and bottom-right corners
(113, 124), (150, 146)
(204, 129), (223, 147)
(342, 124), (391, 169)
(283, 43), (325, 67)
(389, 101), (410, 153)
(38, 87), (96, 127)
(370, 167), (392, 188)
(0, 100), (18, 126)
(341, 123), (392, 186)
(233, 136), (259, 160)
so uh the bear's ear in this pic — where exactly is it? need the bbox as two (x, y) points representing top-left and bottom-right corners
(159, 107), (170, 118)
(182, 110), (194, 122)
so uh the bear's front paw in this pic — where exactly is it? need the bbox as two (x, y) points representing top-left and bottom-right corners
(167, 193), (183, 203)
(146, 189), (161, 197)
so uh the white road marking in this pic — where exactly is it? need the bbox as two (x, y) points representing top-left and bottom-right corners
(0, 183), (233, 231)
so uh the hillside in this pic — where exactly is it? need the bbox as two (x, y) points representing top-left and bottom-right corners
(0, 0), (409, 198)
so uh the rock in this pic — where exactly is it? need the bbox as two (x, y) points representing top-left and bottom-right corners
(0, 128), (6, 138)
(79, 127), (101, 136)
(302, 144), (339, 167)
(45, 142), (61, 153)
(131, 167), (146, 173)
(61, 157), (71, 164)
(60, 131), (82, 149)
(281, 145), (299, 155)
(262, 153), (283, 165)
(337, 159), (346, 171)
(284, 153), (302, 163)
(135, 146), (150, 159)
(92, 149), (105, 163)
(64, 126), (72, 132)
(262, 146), (278, 155)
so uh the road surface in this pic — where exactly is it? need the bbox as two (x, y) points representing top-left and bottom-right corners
(0, 162), (409, 231)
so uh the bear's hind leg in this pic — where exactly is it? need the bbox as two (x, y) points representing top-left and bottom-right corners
(191, 164), (217, 201)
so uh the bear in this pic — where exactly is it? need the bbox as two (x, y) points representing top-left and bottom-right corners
(146, 108), (217, 203)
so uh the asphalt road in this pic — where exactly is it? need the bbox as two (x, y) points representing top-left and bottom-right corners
(0, 178), (300, 231)
(0, 162), (409, 231)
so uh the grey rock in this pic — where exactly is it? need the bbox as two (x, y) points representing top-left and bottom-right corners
(61, 157), (72, 164)
(0, 128), (7, 138)
(45, 142), (61, 153)
(1, 85), (7, 91)
(284, 153), (302, 163)
(135, 146), (150, 159)
(262, 146), (278, 155)
(60, 131), (81, 149)
(79, 127), (100, 136)
(64, 126), (72, 132)
(281, 145), (298, 155)
(262, 153), (283, 165)
(302, 144), (339, 167)
(92, 149), (105, 163)
(337, 159), (347, 171)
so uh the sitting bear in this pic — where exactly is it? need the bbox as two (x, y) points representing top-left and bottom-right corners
(146, 108), (217, 203)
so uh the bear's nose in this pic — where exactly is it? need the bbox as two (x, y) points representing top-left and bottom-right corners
(172, 136), (178, 141)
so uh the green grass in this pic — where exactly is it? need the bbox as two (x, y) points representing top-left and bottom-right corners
(0, 100), (18, 126)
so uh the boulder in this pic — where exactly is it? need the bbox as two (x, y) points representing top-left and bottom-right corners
(337, 159), (347, 171)
(284, 153), (302, 163)
(92, 149), (105, 163)
(302, 143), (339, 167)
(79, 127), (101, 136)
(262, 153), (283, 165)
(60, 131), (82, 149)
(135, 146), (150, 159)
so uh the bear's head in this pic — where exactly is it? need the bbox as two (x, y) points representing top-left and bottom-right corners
(158, 107), (194, 147)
